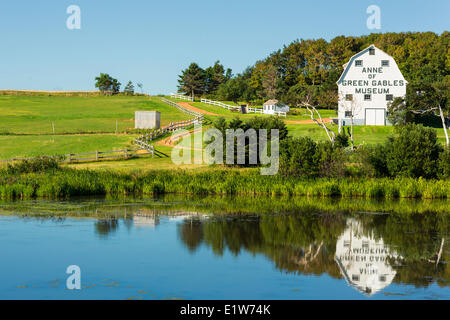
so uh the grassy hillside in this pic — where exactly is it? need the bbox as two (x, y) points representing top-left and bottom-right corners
(0, 95), (192, 160)
(0, 95), (191, 134)
(0, 134), (138, 159)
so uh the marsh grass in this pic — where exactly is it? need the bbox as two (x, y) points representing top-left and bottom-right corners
(0, 166), (448, 201)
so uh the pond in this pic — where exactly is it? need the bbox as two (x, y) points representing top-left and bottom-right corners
(0, 195), (449, 300)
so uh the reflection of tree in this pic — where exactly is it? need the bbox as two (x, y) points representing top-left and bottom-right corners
(177, 211), (450, 289)
(202, 217), (264, 256)
(363, 213), (450, 288)
(178, 218), (204, 253)
(95, 218), (119, 238)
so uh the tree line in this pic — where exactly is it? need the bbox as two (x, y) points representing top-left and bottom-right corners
(94, 73), (144, 96)
(177, 31), (449, 109)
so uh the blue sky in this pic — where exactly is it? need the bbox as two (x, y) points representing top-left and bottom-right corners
(0, 0), (448, 94)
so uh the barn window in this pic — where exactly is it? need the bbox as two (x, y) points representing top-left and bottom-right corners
(386, 94), (394, 101)
(355, 60), (363, 67)
(352, 275), (360, 281)
(381, 60), (389, 67)
(345, 111), (352, 117)
(369, 48), (375, 55)
(345, 94), (353, 101)
(379, 275), (386, 282)
(364, 94), (371, 101)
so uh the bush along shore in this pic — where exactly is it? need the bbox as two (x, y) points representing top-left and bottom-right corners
(0, 163), (448, 200)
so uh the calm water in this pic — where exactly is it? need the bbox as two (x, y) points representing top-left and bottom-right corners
(0, 196), (449, 300)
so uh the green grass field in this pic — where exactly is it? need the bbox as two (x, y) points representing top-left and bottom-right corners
(0, 95), (193, 161)
(0, 134), (137, 159)
(0, 95), (191, 134)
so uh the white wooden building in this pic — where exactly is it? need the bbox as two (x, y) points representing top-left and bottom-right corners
(262, 99), (290, 115)
(337, 45), (407, 127)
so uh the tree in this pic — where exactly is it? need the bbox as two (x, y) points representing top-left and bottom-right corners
(204, 61), (228, 95)
(262, 65), (278, 99)
(95, 73), (121, 95)
(137, 83), (143, 94)
(123, 81), (135, 95)
(217, 77), (247, 105)
(340, 92), (362, 150)
(388, 82), (449, 147)
(111, 78), (121, 94)
(177, 63), (206, 98)
(95, 73), (112, 94)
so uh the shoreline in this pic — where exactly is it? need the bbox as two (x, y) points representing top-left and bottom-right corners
(0, 168), (448, 201)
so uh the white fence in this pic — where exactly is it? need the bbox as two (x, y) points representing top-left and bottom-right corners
(200, 98), (240, 111)
(170, 93), (194, 101)
(200, 98), (286, 117)
(133, 98), (203, 151)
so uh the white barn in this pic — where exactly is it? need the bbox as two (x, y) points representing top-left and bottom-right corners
(262, 99), (290, 115)
(337, 45), (407, 127)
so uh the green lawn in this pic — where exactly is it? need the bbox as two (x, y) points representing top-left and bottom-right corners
(0, 95), (191, 134)
(0, 95), (195, 160)
(287, 123), (448, 145)
(0, 134), (138, 159)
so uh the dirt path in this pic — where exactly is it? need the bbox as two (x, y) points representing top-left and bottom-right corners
(178, 102), (222, 116)
(178, 101), (332, 124)
(156, 127), (203, 149)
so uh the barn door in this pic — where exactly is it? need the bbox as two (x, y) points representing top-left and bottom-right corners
(375, 109), (385, 125)
(365, 109), (385, 126)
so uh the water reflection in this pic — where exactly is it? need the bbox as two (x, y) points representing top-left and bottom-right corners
(133, 215), (160, 228)
(94, 218), (119, 238)
(335, 219), (400, 295)
(174, 212), (449, 295)
(0, 195), (448, 297)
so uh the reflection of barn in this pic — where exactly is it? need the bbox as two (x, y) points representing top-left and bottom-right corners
(133, 212), (205, 228)
(335, 219), (400, 296)
(133, 215), (160, 227)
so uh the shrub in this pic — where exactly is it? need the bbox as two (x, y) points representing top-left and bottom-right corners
(385, 124), (442, 179)
(280, 137), (319, 177)
(6, 157), (60, 175)
(334, 132), (350, 149)
(361, 124), (443, 179)
(359, 144), (389, 177)
(438, 148), (450, 179)
(280, 137), (345, 178)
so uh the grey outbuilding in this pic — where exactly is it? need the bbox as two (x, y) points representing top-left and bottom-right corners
(135, 111), (160, 129)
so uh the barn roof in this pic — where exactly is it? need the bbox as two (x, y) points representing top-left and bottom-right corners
(336, 44), (407, 85)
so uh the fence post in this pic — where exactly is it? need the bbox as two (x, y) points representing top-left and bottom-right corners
(124, 149), (128, 158)
(96, 150), (99, 161)
(68, 153), (72, 163)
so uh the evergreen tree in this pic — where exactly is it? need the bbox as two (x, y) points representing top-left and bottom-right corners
(177, 63), (206, 98)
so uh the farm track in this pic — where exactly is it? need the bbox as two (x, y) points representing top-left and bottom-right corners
(177, 102), (333, 124)
(156, 127), (204, 150)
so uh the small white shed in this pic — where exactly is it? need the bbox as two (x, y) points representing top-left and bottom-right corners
(262, 99), (290, 115)
(135, 111), (160, 129)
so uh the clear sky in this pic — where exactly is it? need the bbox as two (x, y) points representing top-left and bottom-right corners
(0, 0), (448, 94)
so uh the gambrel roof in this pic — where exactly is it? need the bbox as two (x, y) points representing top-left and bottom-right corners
(336, 44), (407, 85)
